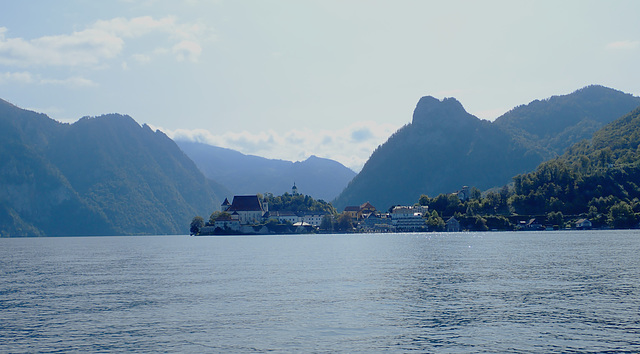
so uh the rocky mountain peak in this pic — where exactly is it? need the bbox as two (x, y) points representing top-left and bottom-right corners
(411, 96), (475, 127)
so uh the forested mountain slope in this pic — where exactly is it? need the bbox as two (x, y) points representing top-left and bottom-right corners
(332, 96), (540, 210)
(494, 85), (640, 158)
(507, 106), (640, 228)
(0, 99), (227, 236)
(333, 86), (640, 211)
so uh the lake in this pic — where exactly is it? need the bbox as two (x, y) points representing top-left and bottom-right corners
(1, 231), (639, 352)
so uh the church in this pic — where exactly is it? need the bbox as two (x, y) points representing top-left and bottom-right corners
(220, 195), (268, 225)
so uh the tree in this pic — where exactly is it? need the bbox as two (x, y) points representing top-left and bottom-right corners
(190, 216), (204, 235)
(469, 216), (488, 231)
(546, 211), (564, 229)
(335, 213), (354, 232)
(426, 211), (445, 232)
(263, 192), (336, 215)
(209, 211), (231, 225)
(469, 186), (482, 200)
(319, 214), (334, 232)
(465, 200), (480, 216)
(608, 201), (638, 229)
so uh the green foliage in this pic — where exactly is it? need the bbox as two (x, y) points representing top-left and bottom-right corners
(494, 85), (640, 157)
(263, 192), (336, 215)
(208, 211), (231, 225)
(319, 214), (334, 232)
(420, 194), (467, 216)
(608, 201), (638, 229)
(414, 106), (640, 231)
(483, 215), (513, 231)
(1, 100), (227, 236)
(546, 211), (564, 229)
(426, 211), (445, 231)
(508, 107), (640, 220)
(333, 86), (640, 212)
(190, 216), (204, 235)
(263, 218), (296, 234)
(335, 213), (354, 232)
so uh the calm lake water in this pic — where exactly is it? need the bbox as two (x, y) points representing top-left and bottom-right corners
(1, 231), (639, 352)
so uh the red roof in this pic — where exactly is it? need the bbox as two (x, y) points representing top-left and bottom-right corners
(227, 195), (264, 212)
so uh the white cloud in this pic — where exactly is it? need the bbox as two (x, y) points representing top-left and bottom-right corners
(0, 28), (123, 67)
(0, 71), (96, 88)
(0, 71), (34, 84)
(132, 53), (151, 63)
(93, 16), (175, 38)
(39, 76), (98, 88)
(155, 121), (400, 172)
(0, 16), (213, 67)
(606, 40), (640, 50)
(172, 40), (202, 62)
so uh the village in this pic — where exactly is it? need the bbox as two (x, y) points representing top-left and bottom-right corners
(192, 184), (595, 235)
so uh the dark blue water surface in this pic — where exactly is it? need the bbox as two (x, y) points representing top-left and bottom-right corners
(1, 231), (639, 352)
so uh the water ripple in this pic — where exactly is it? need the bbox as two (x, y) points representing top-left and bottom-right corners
(1, 231), (639, 352)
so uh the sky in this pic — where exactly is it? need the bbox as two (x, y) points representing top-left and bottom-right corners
(1, 0), (639, 171)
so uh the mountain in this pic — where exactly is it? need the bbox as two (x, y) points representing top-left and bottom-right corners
(332, 96), (540, 211)
(332, 86), (640, 211)
(494, 85), (640, 158)
(0, 99), (227, 236)
(176, 140), (356, 201)
(506, 105), (640, 227)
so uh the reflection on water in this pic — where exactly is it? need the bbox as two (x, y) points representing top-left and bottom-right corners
(1, 231), (639, 352)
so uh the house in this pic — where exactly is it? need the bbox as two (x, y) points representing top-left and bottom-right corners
(446, 217), (460, 232)
(213, 212), (240, 232)
(360, 213), (392, 232)
(266, 210), (301, 224)
(390, 206), (428, 232)
(359, 202), (376, 216)
(576, 218), (592, 230)
(343, 205), (361, 219)
(302, 213), (325, 227)
(526, 218), (544, 230)
(455, 186), (470, 201)
(225, 195), (268, 225)
(343, 202), (378, 220)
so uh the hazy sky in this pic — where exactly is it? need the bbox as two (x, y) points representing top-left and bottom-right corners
(1, 0), (639, 171)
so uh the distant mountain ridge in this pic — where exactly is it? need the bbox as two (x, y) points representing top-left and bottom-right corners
(332, 85), (640, 211)
(176, 140), (356, 201)
(494, 85), (640, 158)
(332, 95), (539, 210)
(504, 105), (640, 228)
(0, 99), (227, 236)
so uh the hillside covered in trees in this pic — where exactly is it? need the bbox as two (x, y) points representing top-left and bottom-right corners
(494, 85), (640, 158)
(419, 106), (640, 230)
(0, 99), (228, 236)
(333, 86), (640, 211)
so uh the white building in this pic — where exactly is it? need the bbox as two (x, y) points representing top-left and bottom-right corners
(391, 205), (428, 231)
(222, 195), (268, 225)
(303, 213), (325, 227)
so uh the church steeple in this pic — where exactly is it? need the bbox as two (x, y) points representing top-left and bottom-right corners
(292, 182), (299, 196)
(221, 197), (231, 212)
